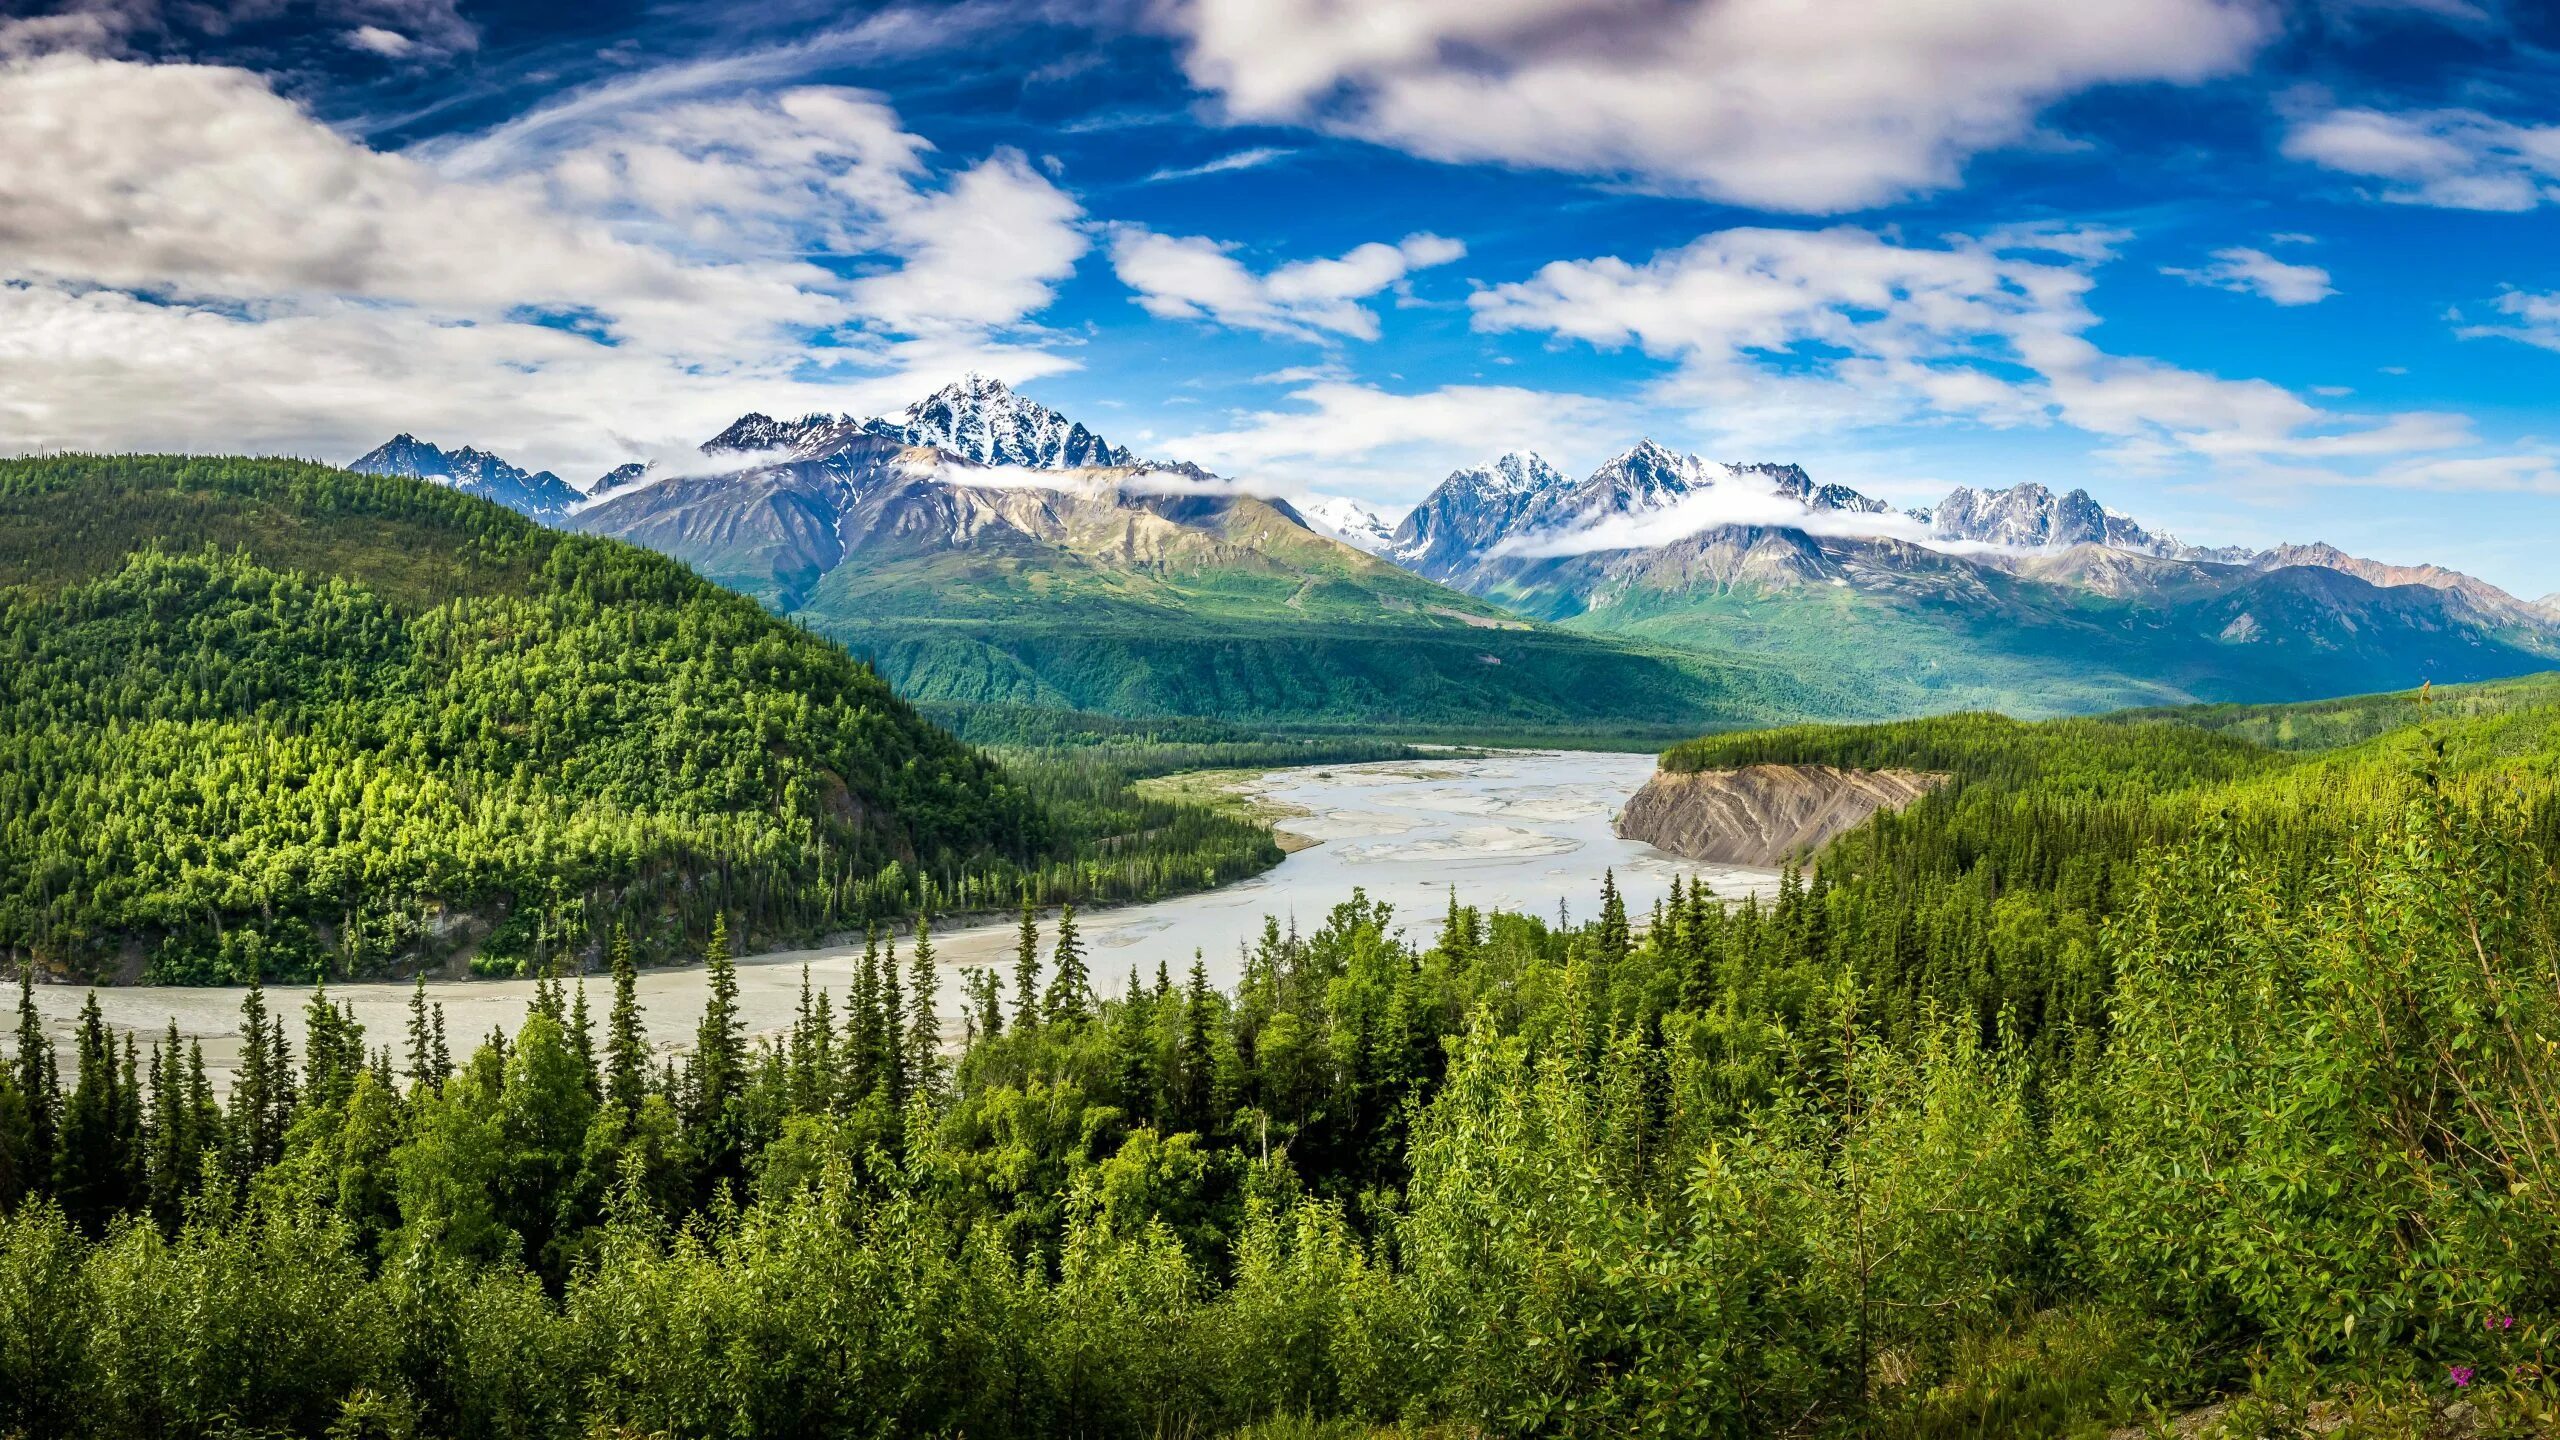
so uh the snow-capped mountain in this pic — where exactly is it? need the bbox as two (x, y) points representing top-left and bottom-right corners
(697, 375), (1138, 472)
(1918, 482), (2247, 561)
(1388, 452), (1576, 574)
(348, 435), (583, 522)
(896, 374), (1135, 470)
(1297, 496), (1399, 555)
(1392, 441), (1893, 582)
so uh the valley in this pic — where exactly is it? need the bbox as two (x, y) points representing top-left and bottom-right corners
(22, 750), (1783, 1082)
(353, 375), (2560, 733)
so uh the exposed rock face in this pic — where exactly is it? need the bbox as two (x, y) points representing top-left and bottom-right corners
(1615, 764), (1946, 867)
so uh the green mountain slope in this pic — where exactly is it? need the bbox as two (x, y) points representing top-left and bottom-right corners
(0, 455), (1277, 983)
(576, 448), (1843, 733)
(1506, 533), (2560, 717)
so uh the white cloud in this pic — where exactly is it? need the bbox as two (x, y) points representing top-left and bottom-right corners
(1152, 380), (1630, 496)
(3, 0), (477, 60)
(1154, 0), (2270, 211)
(2455, 289), (2560, 351)
(1468, 224), (2463, 472)
(1494, 467), (1935, 558)
(1143, 146), (1293, 183)
(2164, 246), (2336, 305)
(1108, 227), (1464, 340)
(343, 26), (417, 57)
(2282, 105), (2560, 210)
(0, 53), (1089, 478)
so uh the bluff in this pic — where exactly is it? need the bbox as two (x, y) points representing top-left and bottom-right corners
(1614, 763), (1945, 866)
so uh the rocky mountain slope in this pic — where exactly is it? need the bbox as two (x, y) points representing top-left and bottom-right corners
(540, 380), (1827, 730)
(349, 434), (584, 522)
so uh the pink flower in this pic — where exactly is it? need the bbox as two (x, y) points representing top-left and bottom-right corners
(2448, 1364), (2476, 1388)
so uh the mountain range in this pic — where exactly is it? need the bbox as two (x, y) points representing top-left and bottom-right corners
(1379, 445), (2560, 713)
(349, 379), (2560, 726)
(347, 379), (1813, 731)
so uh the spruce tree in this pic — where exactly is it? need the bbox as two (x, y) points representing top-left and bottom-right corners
(1113, 966), (1153, 1122)
(1012, 895), (1041, 1032)
(689, 912), (743, 1134)
(1597, 868), (1631, 966)
(1178, 952), (1217, 1135)
(229, 974), (284, 1177)
(429, 1001), (451, 1090)
(881, 931), (907, 1106)
(904, 916), (942, 1104)
(406, 975), (433, 1092)
(1044, 904), (1090, 1025)
(848, 928), (883, 1102)
(568, 979), (598, 1099)
(12, 968), (55, 1175)
(54, 992), (136, 1230)
(606, 924), (647, 1116)
(0, 1062), (35, 1213)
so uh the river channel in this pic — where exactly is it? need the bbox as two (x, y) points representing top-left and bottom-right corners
(27, 750), (1779, 1079)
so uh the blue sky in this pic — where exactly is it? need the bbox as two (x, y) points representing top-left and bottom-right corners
(4, 0), (2560, 594)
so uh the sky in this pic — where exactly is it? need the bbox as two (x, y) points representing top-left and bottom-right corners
(3, 0), (2560, 595)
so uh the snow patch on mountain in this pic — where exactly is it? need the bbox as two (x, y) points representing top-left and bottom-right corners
(1922, 482), (2246, 561)
(1298, 495), (1400, 554)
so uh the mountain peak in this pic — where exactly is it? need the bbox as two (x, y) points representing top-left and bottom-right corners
(348, 433), (579, 522)
(896, 376), (1135, 470)
(1929, 482), (2181, 556)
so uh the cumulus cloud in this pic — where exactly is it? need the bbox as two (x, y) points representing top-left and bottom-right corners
(1468, 224), (2466, 473)
(1152, 380), (1631, 496)
(1108, 227), (1465, 340)
(0, 53), (1088, 478)
(1152, 0), (2271, 211)
(2164, 246), (2336, 305)
(2454, 289), (2560, 351)
(2282, 105), (2560, 209)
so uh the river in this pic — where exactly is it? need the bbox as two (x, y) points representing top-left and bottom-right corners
(23, 750), (1777, 1081)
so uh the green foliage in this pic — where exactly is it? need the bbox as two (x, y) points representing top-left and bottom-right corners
(0, 455), (1285, 982)
(6, 669), (2560, 1436)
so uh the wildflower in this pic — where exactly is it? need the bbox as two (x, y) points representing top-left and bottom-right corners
(2448, 1364), (2476, 1388)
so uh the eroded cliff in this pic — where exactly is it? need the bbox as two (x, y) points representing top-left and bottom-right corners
(1615, 764), (1946, 867)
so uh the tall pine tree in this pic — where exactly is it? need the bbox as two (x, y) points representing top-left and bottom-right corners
(1012, 895), (1041, 1033)
(1044, 904), (1090, 1025)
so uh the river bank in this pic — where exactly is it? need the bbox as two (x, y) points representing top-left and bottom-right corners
(22, 751), (1777, 1082)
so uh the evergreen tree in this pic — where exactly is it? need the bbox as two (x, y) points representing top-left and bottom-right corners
(1178, 952), (1217, 1135)
(1596, 868), (1630, 966)
(12, 968), (55, 1178)
(429, 1000), (451, 1089)
(0, 1065), (32, 1211)
(1012, 895), (1042, 1032)
(405, 975), (433, 1092)
(1044, 904), (1090, 1026)
(228, 974), (287, 1177)
(688, 912), (743, 1137)
(52, 993), (134, 1230)
(1113, 966), (1154, 1123)
(904, 916), (942, 1104)
(301, 983), (364, 1112)
(848, 928), (884, 1102)
(881, 932), (907, 1107)
(606, 924), (647, 1116)
(568, 979), (598, 1100)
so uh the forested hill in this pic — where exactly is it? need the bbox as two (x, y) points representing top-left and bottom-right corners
(2, 662), (2556, 1434)
(0, 455), (1276, 984)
